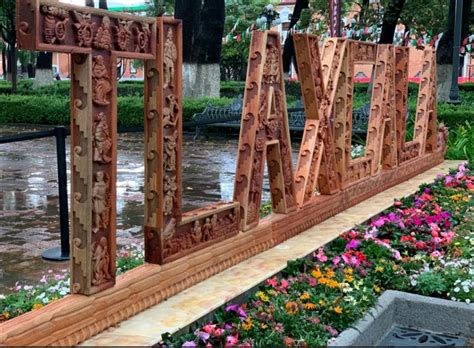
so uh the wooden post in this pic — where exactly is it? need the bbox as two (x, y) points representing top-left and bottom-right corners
(17, 0), (156, 295)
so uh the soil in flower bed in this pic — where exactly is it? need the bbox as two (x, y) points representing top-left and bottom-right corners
(161, 162), (474, 347)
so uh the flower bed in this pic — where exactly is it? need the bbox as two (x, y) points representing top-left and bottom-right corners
(161, 162), (473, 347)
(0, 242), (144, 321)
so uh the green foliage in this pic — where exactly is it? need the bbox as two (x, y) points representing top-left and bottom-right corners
(0, 92), (231, 126)
(445, 122), (474, 162)
(221, 40), (250, 81)
(414, 271), (449, 296)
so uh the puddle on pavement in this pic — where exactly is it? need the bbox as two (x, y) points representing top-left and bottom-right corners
(0, 125), (300, 293)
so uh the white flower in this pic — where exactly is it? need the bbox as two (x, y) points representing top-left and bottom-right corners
(463, 287), (470, 293)
(466, 299), (471, 304)
(36, 292), (46, 300)
(454, 287), (460, 293)
(0, 294), (5, 300)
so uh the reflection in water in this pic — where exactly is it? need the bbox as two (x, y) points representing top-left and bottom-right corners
(0, 125), (300, 293)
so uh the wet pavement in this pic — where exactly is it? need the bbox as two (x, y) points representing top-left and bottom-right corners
(0, 125), (300, 293)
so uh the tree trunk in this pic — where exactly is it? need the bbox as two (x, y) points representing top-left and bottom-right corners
(175, 0), (225, 97)
(85, 0), (95, 6)
(1, 45), (6, 80)
(98, 0), (108, 9)
(33, 51), (53, 88)
(7, 45), (17, 93)
(379, 0), (405, 44)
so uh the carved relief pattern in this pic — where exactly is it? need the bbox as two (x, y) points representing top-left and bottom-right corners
(72, 11), (95, 47)
(92, 55), (112, 105)
(41, 5), (69, 44)
(293, 35), (341, 206)
(233, 31), (296, 231)
(94, 16), (112, 50)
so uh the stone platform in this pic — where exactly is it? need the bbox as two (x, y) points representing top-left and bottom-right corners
(81, 160), (461, 346)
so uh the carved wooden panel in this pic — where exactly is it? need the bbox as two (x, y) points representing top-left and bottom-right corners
(395, 47), (438, 164)
(233, 31), (296, 231)
(144, 19), (240, 263)
(17, 0), (157, 295)
(144, 18), (182, 264)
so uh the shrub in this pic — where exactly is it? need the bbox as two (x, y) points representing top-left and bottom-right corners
(0, 94), (232, 126)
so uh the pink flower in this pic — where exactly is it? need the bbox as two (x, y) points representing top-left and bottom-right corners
(267, 278), (277, 288)
(214, 328), (225, 337)
(182, 341), (197, 347)
(430, 251), (443, 258)
(324, 325), (338, 336)
(226, 335), (239, 345)
(332, 256), (341, 266)
(280, 279), (289, 290)
(40, 275), (48, 284)
(202, 324), (216, 334)
(314, 248), (328, 262)
(392, 250), (401, 260)
(346, 239), (361, 250)
(372, 216), (387, 227)
(274, 323), (285, 333)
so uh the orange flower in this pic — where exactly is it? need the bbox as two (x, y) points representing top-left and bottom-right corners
(242, 317), (253, 330)
(300, 292), (310, 301)
(285, 301), (299, 315)
(1, 312), (10, 320)
(333, 306), (343, 314)
(311, 268), (323, 279)
(325, 268), (335, 278)
(304, 303), (316, 310)
(283, 336), (295, 347)
(327, 279), (340, 288)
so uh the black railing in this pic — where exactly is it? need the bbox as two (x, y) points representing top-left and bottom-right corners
(0, 127), (70, 261)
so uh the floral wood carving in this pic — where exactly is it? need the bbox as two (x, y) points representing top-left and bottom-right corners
(94, 16), (113, 50)
(134, 23), (151, 53)
(71, 11), (95, 47)
(114, 19), (132, 51)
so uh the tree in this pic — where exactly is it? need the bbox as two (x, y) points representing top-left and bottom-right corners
(0, 0), (17, 92)
(175, 0), (225, 97)
(379, 0), (405, 44)
(221, 0), (274, 80)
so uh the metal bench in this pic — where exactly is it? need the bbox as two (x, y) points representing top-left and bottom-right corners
(190, 98), (376, 140)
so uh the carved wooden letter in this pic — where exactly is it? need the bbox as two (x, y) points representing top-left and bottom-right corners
(234, 31), (296, 231)
(17, 0), (156, 294)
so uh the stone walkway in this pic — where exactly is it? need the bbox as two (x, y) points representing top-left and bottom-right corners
(81, 160), (461, 346)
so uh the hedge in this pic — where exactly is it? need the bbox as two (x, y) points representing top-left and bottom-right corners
(0, 94), (231, 127)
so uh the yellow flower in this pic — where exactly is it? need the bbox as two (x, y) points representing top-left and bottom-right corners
(311, 268), (323, 279)
(285, 301), (299, 315)
(319, 299), (326, 306)
(392, 265), (398, 271)
(267, 289), (277, 296)
(2, 312), (10, 320)
(242, 317), (253, 330)
(373, 285), (381, 293)
(343, 268), (353, 275)
(304, 303), (317, 310)
(32, 303), (44, 311)
(256, 291), (269, 303)
(344, 275), (354, 283)
(463, 196), (469, 202)
(450, 194), (461, 201)
(333, 306), (343, 314)
(375, 266), (384, 273)
(300, 292), (311, 301)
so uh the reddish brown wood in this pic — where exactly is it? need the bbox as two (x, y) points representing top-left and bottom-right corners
(233, 31), (297, 231)
(17, 0), (156, 295)
(144, 18), (240, 264)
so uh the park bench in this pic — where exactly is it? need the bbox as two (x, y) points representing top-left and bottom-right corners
(190, 98), (375, 139)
